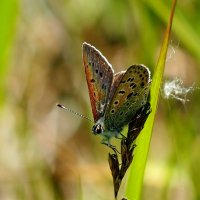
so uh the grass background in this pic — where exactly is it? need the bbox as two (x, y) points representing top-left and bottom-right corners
(0, 0), (200, 200)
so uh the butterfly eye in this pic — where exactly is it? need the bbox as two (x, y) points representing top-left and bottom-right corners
(92, 123), (104, 135)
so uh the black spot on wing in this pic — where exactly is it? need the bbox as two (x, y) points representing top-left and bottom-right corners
(118, 90), (125, 94)
(114, 101), (119, 105)
(130, 83), (136, 89)
(102, 83), (107, 90)
(90, 79), (95, 83)
(127, 92), (133, 99)
(141, 82), (145, 87)
(111, 109), (115, 114)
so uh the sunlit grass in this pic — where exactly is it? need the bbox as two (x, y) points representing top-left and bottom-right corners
(147, 0), (200, 61)
(0, 0), (18, 105)
(123, 1), (177, 199)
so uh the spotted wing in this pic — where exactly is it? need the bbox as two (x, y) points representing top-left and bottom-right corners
(108, 71), (125, 103)
(83, 42), (114, 122)
(105, 64), (151, 131)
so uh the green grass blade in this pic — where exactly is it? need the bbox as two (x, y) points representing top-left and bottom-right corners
(0, 0), (18, 105)
(123, 0), (177, 200)
(146, 0), (200, 62)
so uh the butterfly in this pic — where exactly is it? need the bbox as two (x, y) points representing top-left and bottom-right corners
(82, 42), (151, 147)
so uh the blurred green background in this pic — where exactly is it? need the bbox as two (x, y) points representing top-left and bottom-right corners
(0, 0), (200, 199)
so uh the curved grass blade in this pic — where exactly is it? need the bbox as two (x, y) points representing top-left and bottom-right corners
(146, 0), (200, 62)
(119, 0), (177, 200)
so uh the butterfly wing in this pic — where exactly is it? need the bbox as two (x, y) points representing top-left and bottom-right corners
(108, 71), (125, 102)
(83, 42), (114, 122)
(105, 64), (151, 131)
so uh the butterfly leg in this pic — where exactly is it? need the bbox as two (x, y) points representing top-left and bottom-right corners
(114, 133), (127, 140)
(120, 133), (127, 139)
(101, 138), (119, 155)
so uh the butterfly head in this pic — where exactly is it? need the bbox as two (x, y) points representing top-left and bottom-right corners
(92, 123), (104, 135)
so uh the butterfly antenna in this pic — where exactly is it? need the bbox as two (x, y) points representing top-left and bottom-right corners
(57, 103), (93, 123)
